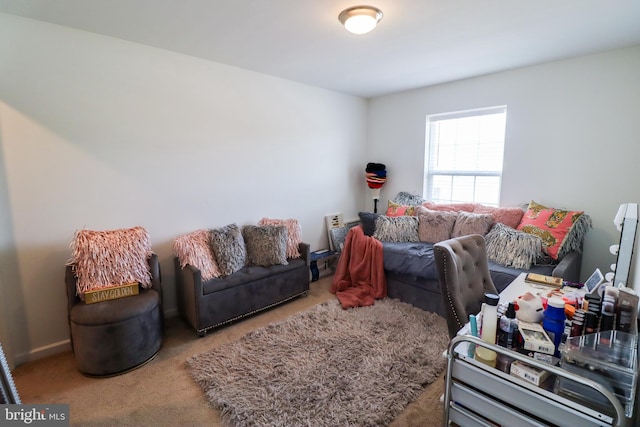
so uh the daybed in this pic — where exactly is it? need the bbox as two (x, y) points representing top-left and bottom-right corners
(333, 193), (591, 318)
(174, 222), (310, 336)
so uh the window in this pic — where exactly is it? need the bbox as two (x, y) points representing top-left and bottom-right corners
(424, 106), (506, 206)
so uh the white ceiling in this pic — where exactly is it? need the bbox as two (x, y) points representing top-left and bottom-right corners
(1, 0), (640, 98)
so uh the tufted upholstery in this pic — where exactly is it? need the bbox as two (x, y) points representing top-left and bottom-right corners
(434, 234), (498, 338)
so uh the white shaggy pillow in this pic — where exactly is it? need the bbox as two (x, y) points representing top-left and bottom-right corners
(485, 223), (544, 269)
(373, 216), (419, 242)
(69, 226), (152, 296)
(173, 229), (221, 280)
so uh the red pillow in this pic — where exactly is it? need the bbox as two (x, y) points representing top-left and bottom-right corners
(517, 201), (583, 260)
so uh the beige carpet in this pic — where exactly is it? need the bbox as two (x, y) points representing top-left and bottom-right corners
(12, 277), (446, 426)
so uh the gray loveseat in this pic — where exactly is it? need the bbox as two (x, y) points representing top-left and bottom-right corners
(175, 242), (310, 336)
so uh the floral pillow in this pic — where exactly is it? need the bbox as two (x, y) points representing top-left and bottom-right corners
(517, 201), (584, 260)
(385, 200), (418, 217)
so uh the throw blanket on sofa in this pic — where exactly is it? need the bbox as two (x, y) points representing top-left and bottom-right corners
(331, 226), (387, 308)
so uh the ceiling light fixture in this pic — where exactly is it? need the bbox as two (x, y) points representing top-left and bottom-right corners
(338, 5), (383, 35)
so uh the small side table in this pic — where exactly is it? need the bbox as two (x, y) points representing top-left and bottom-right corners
(310, 250), (339, 281)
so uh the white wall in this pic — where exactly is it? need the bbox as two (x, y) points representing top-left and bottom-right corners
(0, 14), (368, 364)
(368, 45), (640, 284)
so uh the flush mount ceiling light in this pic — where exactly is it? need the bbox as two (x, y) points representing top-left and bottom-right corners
(338, 5), (383, 35)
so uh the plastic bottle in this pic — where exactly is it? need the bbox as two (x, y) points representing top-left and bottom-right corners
(496, 302), (518, 372)
(475, 293), (500, 367)
(542, 296), (566, 358)
(497, 302), (518, 349)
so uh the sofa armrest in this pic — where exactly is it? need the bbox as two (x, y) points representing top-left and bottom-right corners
(299, 242), (310, 266)
(551, 250), (582, 283)
(174, 257), (203, 332)
(148, 253), (162, 298)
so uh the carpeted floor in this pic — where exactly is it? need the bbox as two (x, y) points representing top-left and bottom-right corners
(12, 277), (446, 426)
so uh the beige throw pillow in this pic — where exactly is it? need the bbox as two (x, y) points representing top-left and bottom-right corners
(415, 207), (458, 243)
(451, 211), (494, 238)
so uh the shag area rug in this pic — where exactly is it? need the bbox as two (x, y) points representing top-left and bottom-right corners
(187, 298), (449, 427)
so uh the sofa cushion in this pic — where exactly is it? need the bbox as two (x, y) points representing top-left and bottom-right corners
(69, 226), (152, 297)
(414, 206), (458, 243)
(201, 258), (306, 295)
(517, 201), (584, 260)
(173, 229), (221, 280)
(472, 204), (525, 229)
(374, 216), (419, 242)
(210, 224), (247, 277)
(242, 225), (288, 267)
(258, 218), (302, 259)
(485, 223), (544, 270)
(451, 211), (494, 238)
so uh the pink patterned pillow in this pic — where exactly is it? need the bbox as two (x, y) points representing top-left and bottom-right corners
(517, 201), (583, 260)
(258, 218), (302, 258)
(69, 226), (152, 297)
(173, 229), (221, 280)
(385, 200), (418, 217)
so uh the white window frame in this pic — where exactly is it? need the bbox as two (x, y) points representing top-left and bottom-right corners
(424, 106), (507, 206)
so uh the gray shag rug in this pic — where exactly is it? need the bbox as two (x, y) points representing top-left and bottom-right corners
(187, 298), (449, 427)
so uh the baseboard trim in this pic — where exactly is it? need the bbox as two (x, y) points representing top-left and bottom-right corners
(15, 339), (71, 366)
(15, 310), (178, 367)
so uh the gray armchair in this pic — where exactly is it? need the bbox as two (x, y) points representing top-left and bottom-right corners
(434, 234), (499, 338)
(65, 254), (163, 376)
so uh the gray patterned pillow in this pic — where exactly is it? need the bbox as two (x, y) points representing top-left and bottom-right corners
(209, 224), (247, 277)
(242, 225), (288, 267)
(451, 211), (494, 238)
(485, 223), (543, 269)
(373, 216), (419, 242)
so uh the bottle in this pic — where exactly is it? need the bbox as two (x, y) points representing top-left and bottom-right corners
(496, 302), (518, 372)
(497, 302), (518, 349)
(475, 293), (500, 367)
(542, 296), (566, 358)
